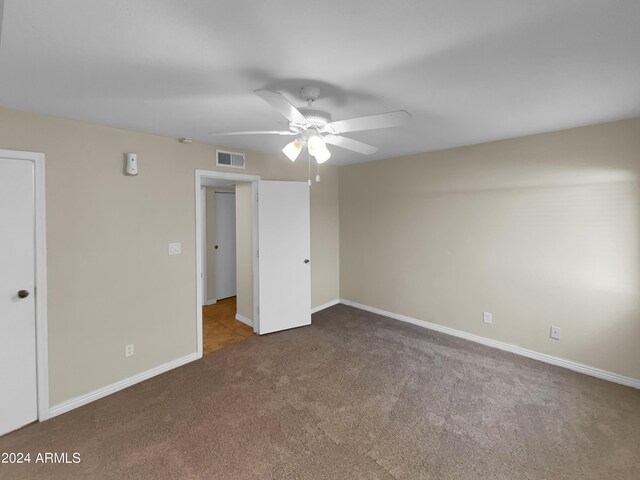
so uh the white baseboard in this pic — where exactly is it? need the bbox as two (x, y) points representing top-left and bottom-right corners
(235, 313), (253, 327)
(204, 299), (217, 306)
(340, 299), (640, 390)
(49, 352), (201, 418)
(311, 299), (340, 314)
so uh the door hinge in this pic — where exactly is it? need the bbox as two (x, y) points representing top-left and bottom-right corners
(257, 249), (259, 258)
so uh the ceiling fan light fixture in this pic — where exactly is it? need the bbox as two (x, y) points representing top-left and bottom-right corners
(282, 139), (303, 161)
(306, 135), (325, 156)
(314, 147), (331, 164)
(307, 135), (331, 163)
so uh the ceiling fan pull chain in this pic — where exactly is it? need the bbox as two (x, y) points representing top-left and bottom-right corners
(316, 161), (320, 183)
(307, 150), (312, 186)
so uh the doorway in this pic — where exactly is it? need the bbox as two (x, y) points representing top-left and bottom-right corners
(201, 184), (253, 354)
(0, 149), (49, 436)
(195, 170), (260, 358)
(195, 170), (313, 357)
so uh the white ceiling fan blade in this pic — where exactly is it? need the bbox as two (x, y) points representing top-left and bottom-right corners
(324, 135), (379, 155)
(254, 89), (308, 124)
(208, 130), (295, 136)
(325, 110), (411, 134)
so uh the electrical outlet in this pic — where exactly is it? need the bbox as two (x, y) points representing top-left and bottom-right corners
(550, 326), (561, 340)
(483, 312), (493, 325)
(125, 344), (134, 357)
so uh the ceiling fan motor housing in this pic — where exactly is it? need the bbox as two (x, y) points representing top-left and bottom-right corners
(294, 106), (332, 129)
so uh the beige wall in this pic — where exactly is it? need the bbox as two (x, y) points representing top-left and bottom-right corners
(340, 118), (640, 380)
(0, 107), (340, 406)
(235, 182), (253, 320)
(311, 164), (340, 307)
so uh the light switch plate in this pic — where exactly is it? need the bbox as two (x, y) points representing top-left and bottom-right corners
(550, 326), (561, 340)
(168, 242), (182, 255)
(483, 312), (492, 324)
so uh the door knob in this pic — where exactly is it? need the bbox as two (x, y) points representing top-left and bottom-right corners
(17, 290), (30, 299)
(304, 259), (310, 264)
(214, 245), (219, 250)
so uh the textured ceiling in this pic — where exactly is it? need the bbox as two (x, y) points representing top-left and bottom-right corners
(1, 0), (639, 165)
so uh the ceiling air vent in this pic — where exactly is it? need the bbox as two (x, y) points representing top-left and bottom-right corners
(216, 150), (245, 169)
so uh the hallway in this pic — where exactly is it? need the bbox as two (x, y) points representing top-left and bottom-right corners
(202, 297), (254, 354)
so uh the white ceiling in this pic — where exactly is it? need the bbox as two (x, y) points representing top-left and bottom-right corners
(1, 1), (639, 166)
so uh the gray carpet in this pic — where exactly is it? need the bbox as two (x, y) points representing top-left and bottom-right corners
(1, 304), (639, 479)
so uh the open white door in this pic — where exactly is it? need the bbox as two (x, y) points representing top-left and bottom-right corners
(258, 181), (311, 334)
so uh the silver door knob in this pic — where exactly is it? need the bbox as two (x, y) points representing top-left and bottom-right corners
(17, 290), (29, 299)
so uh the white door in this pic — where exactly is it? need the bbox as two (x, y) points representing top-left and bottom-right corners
(258, 181), (311, 334)
(0, 157), (38, 436)
(215, 192), (237, 300)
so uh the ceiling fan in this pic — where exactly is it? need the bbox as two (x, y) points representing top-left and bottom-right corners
(208, 86), (412, 164)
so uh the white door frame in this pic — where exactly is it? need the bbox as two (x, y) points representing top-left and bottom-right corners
(0, 149), (49, 421)
(195, 170), (260, 357)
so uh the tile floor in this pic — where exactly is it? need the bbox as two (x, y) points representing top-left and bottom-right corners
(202, 296), (254, 354)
